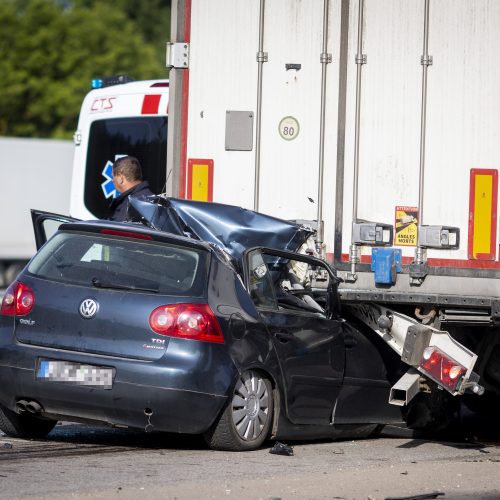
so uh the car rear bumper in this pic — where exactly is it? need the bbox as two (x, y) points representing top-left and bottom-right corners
(0, 343), (233, 434)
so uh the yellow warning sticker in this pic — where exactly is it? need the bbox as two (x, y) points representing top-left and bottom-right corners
(395, 206), (418, 246)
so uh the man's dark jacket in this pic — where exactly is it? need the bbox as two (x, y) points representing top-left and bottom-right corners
(109, 181), (154, 221)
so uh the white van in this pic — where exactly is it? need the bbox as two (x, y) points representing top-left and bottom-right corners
(70, 77), (169, 220)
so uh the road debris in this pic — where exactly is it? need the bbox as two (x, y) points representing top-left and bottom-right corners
(269, 442), (294, 456)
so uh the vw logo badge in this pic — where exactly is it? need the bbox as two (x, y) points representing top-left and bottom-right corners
(79, 298), (99, 319)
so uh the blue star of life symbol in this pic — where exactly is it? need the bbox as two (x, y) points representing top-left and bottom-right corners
(101, 160), (117, 199)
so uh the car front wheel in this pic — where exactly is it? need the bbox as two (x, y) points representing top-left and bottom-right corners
(204, 370), (273, 451)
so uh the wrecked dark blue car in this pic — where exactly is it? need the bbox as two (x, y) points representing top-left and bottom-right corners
(0, 198), (402, 451)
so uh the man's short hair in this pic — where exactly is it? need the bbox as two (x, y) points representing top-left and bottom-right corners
(112, 156), (143, 182)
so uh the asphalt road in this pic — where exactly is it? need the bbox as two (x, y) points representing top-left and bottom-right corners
(0, 290), (498, 499)
(0, 409), (499, 500)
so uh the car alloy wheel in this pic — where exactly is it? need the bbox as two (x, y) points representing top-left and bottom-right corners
(204, 370), (273, 451)
(232, 371), (270, 441)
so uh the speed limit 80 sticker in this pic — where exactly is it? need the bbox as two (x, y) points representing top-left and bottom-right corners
(278, 116), (300, 141)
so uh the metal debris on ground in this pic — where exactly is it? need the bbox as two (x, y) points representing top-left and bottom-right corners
(269, 442), (294, 456)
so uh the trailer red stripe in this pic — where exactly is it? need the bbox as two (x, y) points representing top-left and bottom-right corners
(179, 0), (192, 199)
(141, 94), (161, 114)
(340, 253), (500, 269)
(179, 72), (190, 198)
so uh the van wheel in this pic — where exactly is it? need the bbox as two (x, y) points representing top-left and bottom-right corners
(0, 404), (57, 439)
(204, 370), (273, 451)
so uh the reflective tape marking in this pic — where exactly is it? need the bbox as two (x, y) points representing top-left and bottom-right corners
(187, 159), (213, 202)
(468, 169), (498, 260)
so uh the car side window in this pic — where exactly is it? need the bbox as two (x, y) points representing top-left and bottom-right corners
(266, 255), (328, 316)
(246, 249), (334, 317)
(248, 251), (278, 310)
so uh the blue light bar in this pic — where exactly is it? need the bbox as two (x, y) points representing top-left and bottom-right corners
(90, 75), (134, 90)
(91, 79), (103, 89)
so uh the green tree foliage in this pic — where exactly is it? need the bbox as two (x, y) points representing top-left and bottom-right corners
(73, 0), (171, 65)
(0, 0), (170, 138)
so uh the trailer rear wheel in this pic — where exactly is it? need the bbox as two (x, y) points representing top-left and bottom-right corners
(404, 391), (459, 431)
(463, 391), (500, 418)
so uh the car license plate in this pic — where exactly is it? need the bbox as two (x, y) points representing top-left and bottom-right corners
(37, 360), (114, 389)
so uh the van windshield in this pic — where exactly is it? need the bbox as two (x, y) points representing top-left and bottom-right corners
(84, 117), (167, 219)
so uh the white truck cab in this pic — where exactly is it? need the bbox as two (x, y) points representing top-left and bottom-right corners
(70, 76), (169, 220)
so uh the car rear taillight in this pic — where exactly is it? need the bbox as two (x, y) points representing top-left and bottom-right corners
(419, 346), (466, 392)
(0, 282), (35, 317)
(149, 303), (224, 344)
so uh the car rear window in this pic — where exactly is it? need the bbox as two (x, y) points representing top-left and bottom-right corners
(28, 232), (208, 296)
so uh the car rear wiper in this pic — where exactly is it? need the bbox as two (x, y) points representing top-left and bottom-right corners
(91, 278), (158, 293)
(55, 263), (72, 269)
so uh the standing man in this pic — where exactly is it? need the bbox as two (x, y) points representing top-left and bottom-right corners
(109, 156), (154, 221)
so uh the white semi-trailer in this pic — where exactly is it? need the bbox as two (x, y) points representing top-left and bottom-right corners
(164, 0), (500, 422)
(68, 0), (500, 428)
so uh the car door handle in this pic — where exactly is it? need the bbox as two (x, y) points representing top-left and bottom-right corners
(273, 331), (290, 343)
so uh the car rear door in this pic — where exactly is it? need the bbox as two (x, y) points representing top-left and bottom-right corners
(244, 248), (345, 425)
(31, 210), (80, 249)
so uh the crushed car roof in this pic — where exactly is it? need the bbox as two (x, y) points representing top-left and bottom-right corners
(127, 196), (315, 259)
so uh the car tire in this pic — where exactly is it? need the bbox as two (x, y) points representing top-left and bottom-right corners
(368, 424), (385, 437)
(0, 404), (57, 439)
(204, 370), (273, 451)
(332, 423), (384, 440)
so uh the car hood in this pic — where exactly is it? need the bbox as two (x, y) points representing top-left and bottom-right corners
(128, 196), (314, 259)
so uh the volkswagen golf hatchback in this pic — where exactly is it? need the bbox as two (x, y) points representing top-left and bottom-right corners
(0, 203), (404, 450)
